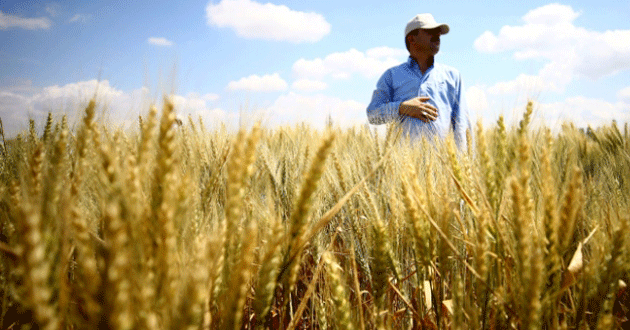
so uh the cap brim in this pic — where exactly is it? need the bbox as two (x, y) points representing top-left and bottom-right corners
(423, 24), (449, 35)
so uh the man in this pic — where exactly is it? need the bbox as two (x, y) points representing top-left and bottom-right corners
(367, 13), (471, 148)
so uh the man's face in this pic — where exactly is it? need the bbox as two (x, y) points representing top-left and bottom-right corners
(410, 28), (442, 56)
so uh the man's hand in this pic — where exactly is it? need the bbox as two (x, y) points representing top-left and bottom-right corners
(398, 96), (439, 122)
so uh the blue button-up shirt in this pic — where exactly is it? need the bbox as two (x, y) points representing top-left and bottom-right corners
(367, 57), (471, 147)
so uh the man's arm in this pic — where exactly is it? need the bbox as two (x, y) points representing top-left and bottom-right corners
(366, 70), (402, 125)
(451, 73), (473, 149)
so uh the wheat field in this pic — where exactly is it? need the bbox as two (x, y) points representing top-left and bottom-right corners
(0, 99), (628, 329)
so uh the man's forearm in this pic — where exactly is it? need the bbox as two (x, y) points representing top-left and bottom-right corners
(367, 101), (402, 125)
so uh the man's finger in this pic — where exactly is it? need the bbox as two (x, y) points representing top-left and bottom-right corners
(414, 109), (426, 121)
(420, 107), (438, 120)
(421, 103), (438, 112)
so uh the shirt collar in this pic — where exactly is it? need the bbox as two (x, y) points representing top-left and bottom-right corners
(407, 56), (436, 72)
(406, 56), (417, 68)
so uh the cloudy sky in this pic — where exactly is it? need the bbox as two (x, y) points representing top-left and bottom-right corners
(1, 0), (629, 137)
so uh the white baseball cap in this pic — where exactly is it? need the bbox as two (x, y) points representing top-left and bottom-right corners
(405, 14), (450, 37)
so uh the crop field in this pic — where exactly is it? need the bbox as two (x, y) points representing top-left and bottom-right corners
(0, 99), (629, 329)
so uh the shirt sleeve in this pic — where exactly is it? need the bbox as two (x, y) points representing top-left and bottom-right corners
(451, 73), (474, 150)
(366, 70), (402, 125)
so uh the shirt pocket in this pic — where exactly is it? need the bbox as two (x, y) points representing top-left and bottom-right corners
(425, 81), (447, 94)
(418, 81), (445, 96)
(424, 81), (450, 107)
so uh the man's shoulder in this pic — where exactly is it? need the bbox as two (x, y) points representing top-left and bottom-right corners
(386, 59), (414, 73)
(433, 63), (462, 83)
(377, 58), (414, 82)
(434, 63), (460, 75)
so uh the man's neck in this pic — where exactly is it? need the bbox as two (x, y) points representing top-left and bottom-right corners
(411, 54), (434, 74)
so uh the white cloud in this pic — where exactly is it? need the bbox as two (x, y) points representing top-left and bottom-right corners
(0, 80), (229, 137)
(0, 91), (29, 101)
(45, 3), (61, 17)
(474, 3), (630, 82)
(470, 94), (630, 131)
(69, 14), (91, 23)
(487, 73), (559, 95)
(365, 46), (408, 59)
(170, 93), (229, 127)
(292, 58), (327, 79)
(293, 47), (406, 80)
(148, 37), (174, 47)
(265, 92), (366, 128)
(0, 11), (52, 30)
(172, 94), (206, 112)
(466, 85), (488, 115)
(471, 3), (630, 128)
(227, 73), (288, 92)
(0, 80), (130, 136)
(535, 97), (630, 129)
(522, 3), (580, 25)
(202, 93), (220, 102)
(30, 80), (125, 110)
(291, 79), (327, 92)
(474, 4), (582, 54)
(206, 0), (330, 43)
(618, 87), (630, 103)
(148, 93), (231, 130)
(331, 72), (350, 80)
(179, 92), (220, 103)
(576, 30), (630, 79)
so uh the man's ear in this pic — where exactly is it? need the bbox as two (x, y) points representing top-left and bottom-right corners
(405, 32), (417, 52)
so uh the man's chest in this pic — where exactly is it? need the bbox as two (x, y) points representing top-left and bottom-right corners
(391, 69), (454, 101)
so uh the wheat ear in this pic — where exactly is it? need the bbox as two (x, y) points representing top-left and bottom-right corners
(323, 251), (354, 330)
(282, 132), (335, 293)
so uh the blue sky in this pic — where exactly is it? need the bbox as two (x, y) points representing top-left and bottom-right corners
(1, 0), (629, 136)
